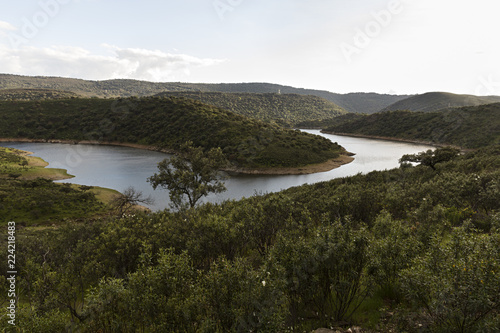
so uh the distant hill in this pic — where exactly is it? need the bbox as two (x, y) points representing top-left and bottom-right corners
(0, 88), (80, 101)
(0, 74), (410, 113)
(323, 103), (500, 148)
(155, 91), (346, 127)
(381, 92), (500, 112)
(0, 96), (344, 169)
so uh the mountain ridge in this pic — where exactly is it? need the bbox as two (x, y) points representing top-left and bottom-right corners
(0, 74), (410, 114)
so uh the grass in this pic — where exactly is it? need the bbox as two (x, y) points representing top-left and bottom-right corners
(0, 146), (119, 225)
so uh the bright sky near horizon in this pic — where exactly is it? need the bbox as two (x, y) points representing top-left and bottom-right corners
(0, 0), (499, 95)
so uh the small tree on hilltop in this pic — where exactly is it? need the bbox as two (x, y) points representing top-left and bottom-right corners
(148, 141), (229, 210)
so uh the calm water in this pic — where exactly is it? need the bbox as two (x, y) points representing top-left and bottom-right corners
(2, 130), (434, 211)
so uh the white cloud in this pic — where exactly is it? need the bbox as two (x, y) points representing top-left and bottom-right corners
(0, 21), (17, 37)
(0, 44), (225, 82)
(0, 21), (17, 31)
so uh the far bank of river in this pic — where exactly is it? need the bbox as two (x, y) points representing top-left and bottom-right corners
(2, 130), (435, 211)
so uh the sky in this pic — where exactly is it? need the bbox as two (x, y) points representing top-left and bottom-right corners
(0, 0), (499, 95)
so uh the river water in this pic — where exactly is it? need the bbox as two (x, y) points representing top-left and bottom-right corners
(2, 130), (434, 211)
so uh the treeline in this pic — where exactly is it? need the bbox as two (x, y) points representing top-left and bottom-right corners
(0, 89), (79, 101)
(0, 74), (411, 113)
(155, 92), (346, 127)
(1, 144), (499, 332)
(381, 92), (500, 113)
(0, 96), (343, 168)
(319, 104), (500, 148)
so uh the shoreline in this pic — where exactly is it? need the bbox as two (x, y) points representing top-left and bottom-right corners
(225, 154), (354, 175)
(321, 131), (450, 148)
(0, 138), (355, 175)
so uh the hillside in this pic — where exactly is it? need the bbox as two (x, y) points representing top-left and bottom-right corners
(323, 103), (500, 148)
(0, 96), (344, 170)
(4, 143), (499, 332)
(381, 91), (500, 112)
(0, 88), (80, 101)
(0, 74), (410, 113)
(155, 91), (346, 126)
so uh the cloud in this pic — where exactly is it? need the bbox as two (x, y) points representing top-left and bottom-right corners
(0, 44), (225, 82)
(0, 21), (17, 37)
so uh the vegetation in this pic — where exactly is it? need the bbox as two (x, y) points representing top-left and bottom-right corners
(0, 96), (343, 169)
(148, 142), (228, 210)
(1, 139), (498, 331)
(155, 91), (346, 127)
(0, 74), (411, 113)
(381, 91), (500, 113)
(323, 104), (500, 148)
(399, 147), (461, 170)
(110, 186), (154, 216)
(0, 88), (80, 101)
(0, 147), (110, 225)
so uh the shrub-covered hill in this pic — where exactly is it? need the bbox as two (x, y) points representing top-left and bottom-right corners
(3, 144), (499, 332)
(0, 96), (343, 169)
(155, 92), (347, 127)
(0, 74), (411, 113)
(323, 103), (500, 149)
(0, 88), (80, 101)
(381, 91), (500, 113)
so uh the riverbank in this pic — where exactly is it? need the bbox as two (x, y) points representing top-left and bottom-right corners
(226, 153), (355, 175)
(320, 131), (463, 149)
(0, 138), (354, 175)
(3, 147), (74, 181)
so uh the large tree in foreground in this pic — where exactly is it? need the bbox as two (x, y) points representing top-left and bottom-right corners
(148, 142), (229, 210)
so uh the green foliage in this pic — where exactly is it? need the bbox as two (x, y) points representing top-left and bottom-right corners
(148, 142), (228, 210)
(400, 146), (460, 170)
(1, 144), (498, 331)
(324, 104), (500, 148)
(381, 91), (500, 113)
(0, 88), (79, 101)
(157, 91), (347, 127)
(0, 96), (343, 168)
(268, 220), (373, 327)
(0, 73), (411, 113)
(369, 211), (422, 299)
(399, 229), (500, 332)
(0, 178), (105, 224)
(0, 147), (107, 224)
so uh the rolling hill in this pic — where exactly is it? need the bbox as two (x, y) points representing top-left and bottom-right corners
(323, 103), (500, 148)
(0, 74), (410, 113)
(0, 88), (80, 101)
(0, 96), (344, 170)
(154, 91), (347, 127)
(381, 92), (500, 112)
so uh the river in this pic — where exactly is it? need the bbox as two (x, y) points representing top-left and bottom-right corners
(2, 130), (434, 211)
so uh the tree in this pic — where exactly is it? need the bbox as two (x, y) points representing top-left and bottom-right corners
(110, 186), (154, 215)
(399, 146), (460, 170)
(148, 142), (229, 210)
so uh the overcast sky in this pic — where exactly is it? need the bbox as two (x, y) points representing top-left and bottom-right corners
(0, 0), (499, 95)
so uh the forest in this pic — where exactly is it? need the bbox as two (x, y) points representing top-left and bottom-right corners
(0, 140), (499, 332)
(0, 96), (344, 169)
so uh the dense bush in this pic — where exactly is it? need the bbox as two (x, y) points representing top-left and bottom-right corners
(1, 144), (499, 331)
